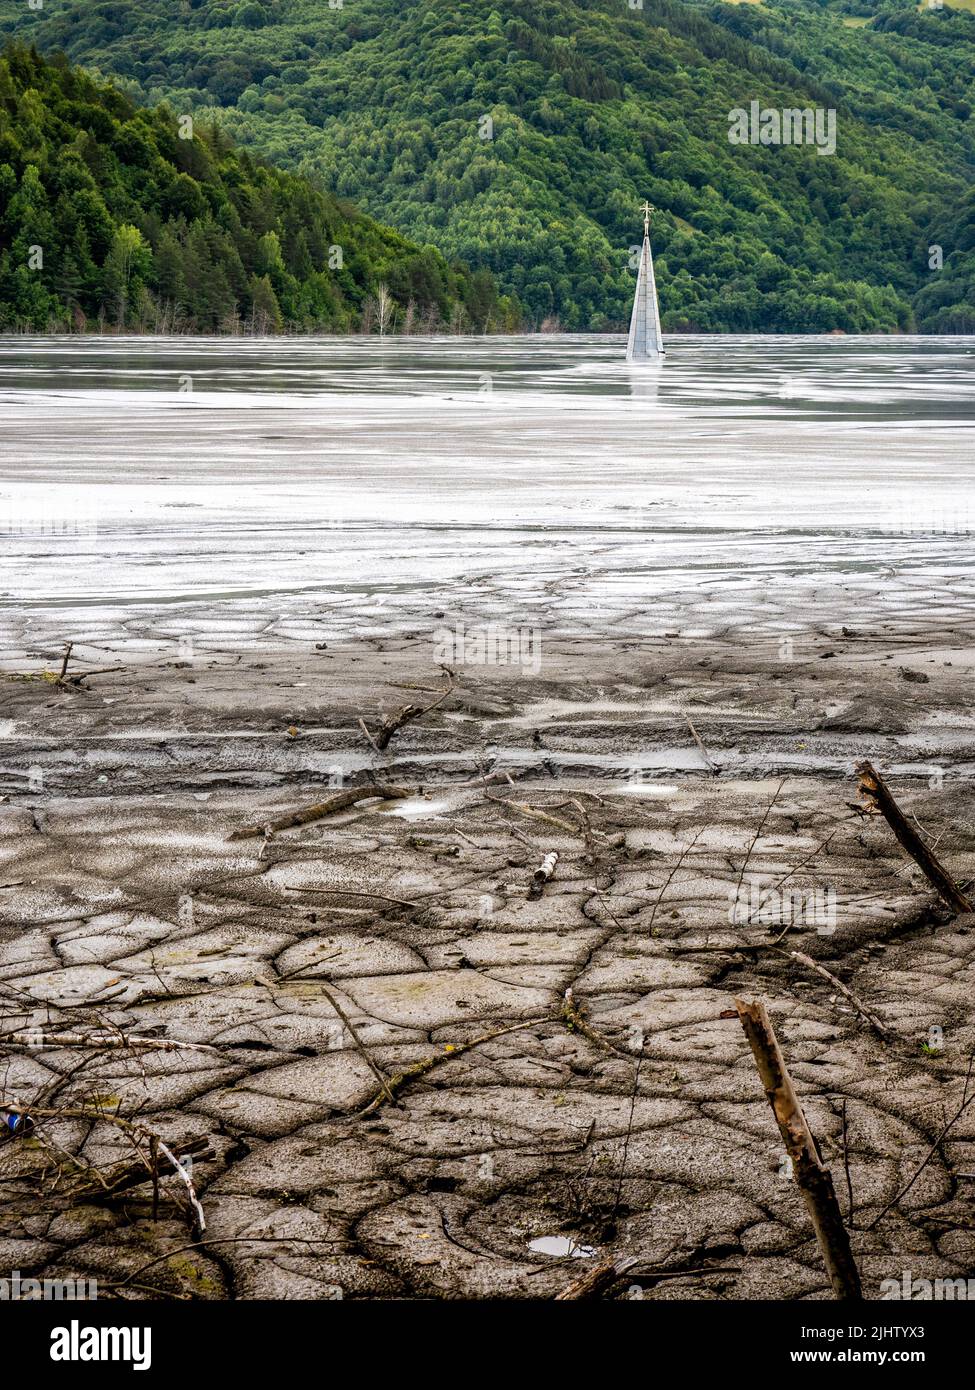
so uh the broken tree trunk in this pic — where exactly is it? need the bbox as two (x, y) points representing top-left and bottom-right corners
(856, 759), (972, 913)
(734, 996), (862, 1300)
(228, 782), (411, 840)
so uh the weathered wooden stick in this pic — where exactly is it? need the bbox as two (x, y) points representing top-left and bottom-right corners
(554, 1255), (640, 1300)
(156, 1136), (206, 1232)
(149, 1137), (160, 1222)
(62, 665), (125, 686)
(228, 782), (411, 840)
(357, 717), (381, 754)
(455, 767), (519, 788)
(560, 987), (631, 1058)
(686, 716), (719, 775)
(486, 795), (578, 834)
(780, 950), (890, 1041)
(317, 981), (400, 1109)
(734, 996), (862, 1300)
(0, 1030), (220, 1053)
(360, 670), (454, 751)
(856, 760), (971, 912)
(57, 641), (73, 682)
(554, 1257), (740, 1301)
(358, 1016), (549, 1115)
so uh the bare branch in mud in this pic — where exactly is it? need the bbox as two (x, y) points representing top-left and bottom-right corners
(108, 1234), (342, 1296)
(4, 649), (122, 688)
(554, 1255), (641, 1300)
(734, 996), (862, 1301)
(453, 767), (518, 788)
(283, 887), (420, 910)
(5, 1101), (207, 1233)
(554, 1257), (740, 1301)
(646, 828), (703, 934)
(359, 1016), (550, 1114)
(316, 981), (400, 1109)
(730, 779), (786, 920)
(155, 1137), (206, 1232)
(76, 1136), (213, 1202)
(856, 760), (972, 913)
(60, 665), (125, 687)
(685, 716), (720, 775)
(57, 641), (73, 682)
(560, 988), (632, 1059)
(485, 793), (578, 835)
(777, 951), (890, 1041)
(840, 1098), (855, 1225)
(227, 782), (412, 840)
(744, 821), (849, 937)
(612, 1046), (644, 1219)
(1, 1030), (221, 1054)
(357, 717), (381, 754)
(359, 667), (454, 751)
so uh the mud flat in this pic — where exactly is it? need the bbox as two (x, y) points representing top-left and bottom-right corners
(2, 574), (975, 1300)
(1, 336), (974, 1300)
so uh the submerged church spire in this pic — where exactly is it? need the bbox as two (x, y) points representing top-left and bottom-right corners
(626, 200), (665, 363)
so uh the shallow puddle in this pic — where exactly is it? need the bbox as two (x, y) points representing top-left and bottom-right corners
(528, 1235), (597, 1259)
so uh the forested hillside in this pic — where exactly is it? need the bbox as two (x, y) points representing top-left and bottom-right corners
(4, 0), (973, 332)
(0, 44), (516, 333)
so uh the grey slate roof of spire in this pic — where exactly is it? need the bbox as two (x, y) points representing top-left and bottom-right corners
(626, 231), (665, 363)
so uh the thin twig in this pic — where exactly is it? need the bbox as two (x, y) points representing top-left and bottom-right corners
(316, 981), (399, 1108)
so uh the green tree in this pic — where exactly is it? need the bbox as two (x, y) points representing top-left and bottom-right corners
(101, 222), (150, 324)
(248, 272), (282, 332)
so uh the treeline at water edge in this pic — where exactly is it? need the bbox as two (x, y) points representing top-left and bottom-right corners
(0, 45), (521, 335)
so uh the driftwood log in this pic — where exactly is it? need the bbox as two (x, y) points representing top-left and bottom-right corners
(228, 783), (411, 841)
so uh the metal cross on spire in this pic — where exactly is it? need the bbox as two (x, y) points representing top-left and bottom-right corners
(640, 200), (655, 236)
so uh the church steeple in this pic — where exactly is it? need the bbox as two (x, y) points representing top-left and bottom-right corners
(626, 201), (665, 363)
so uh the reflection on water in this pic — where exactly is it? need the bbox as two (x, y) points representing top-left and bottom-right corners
(0, 333), (973, 420)
(528, 1235), (597, 1258)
